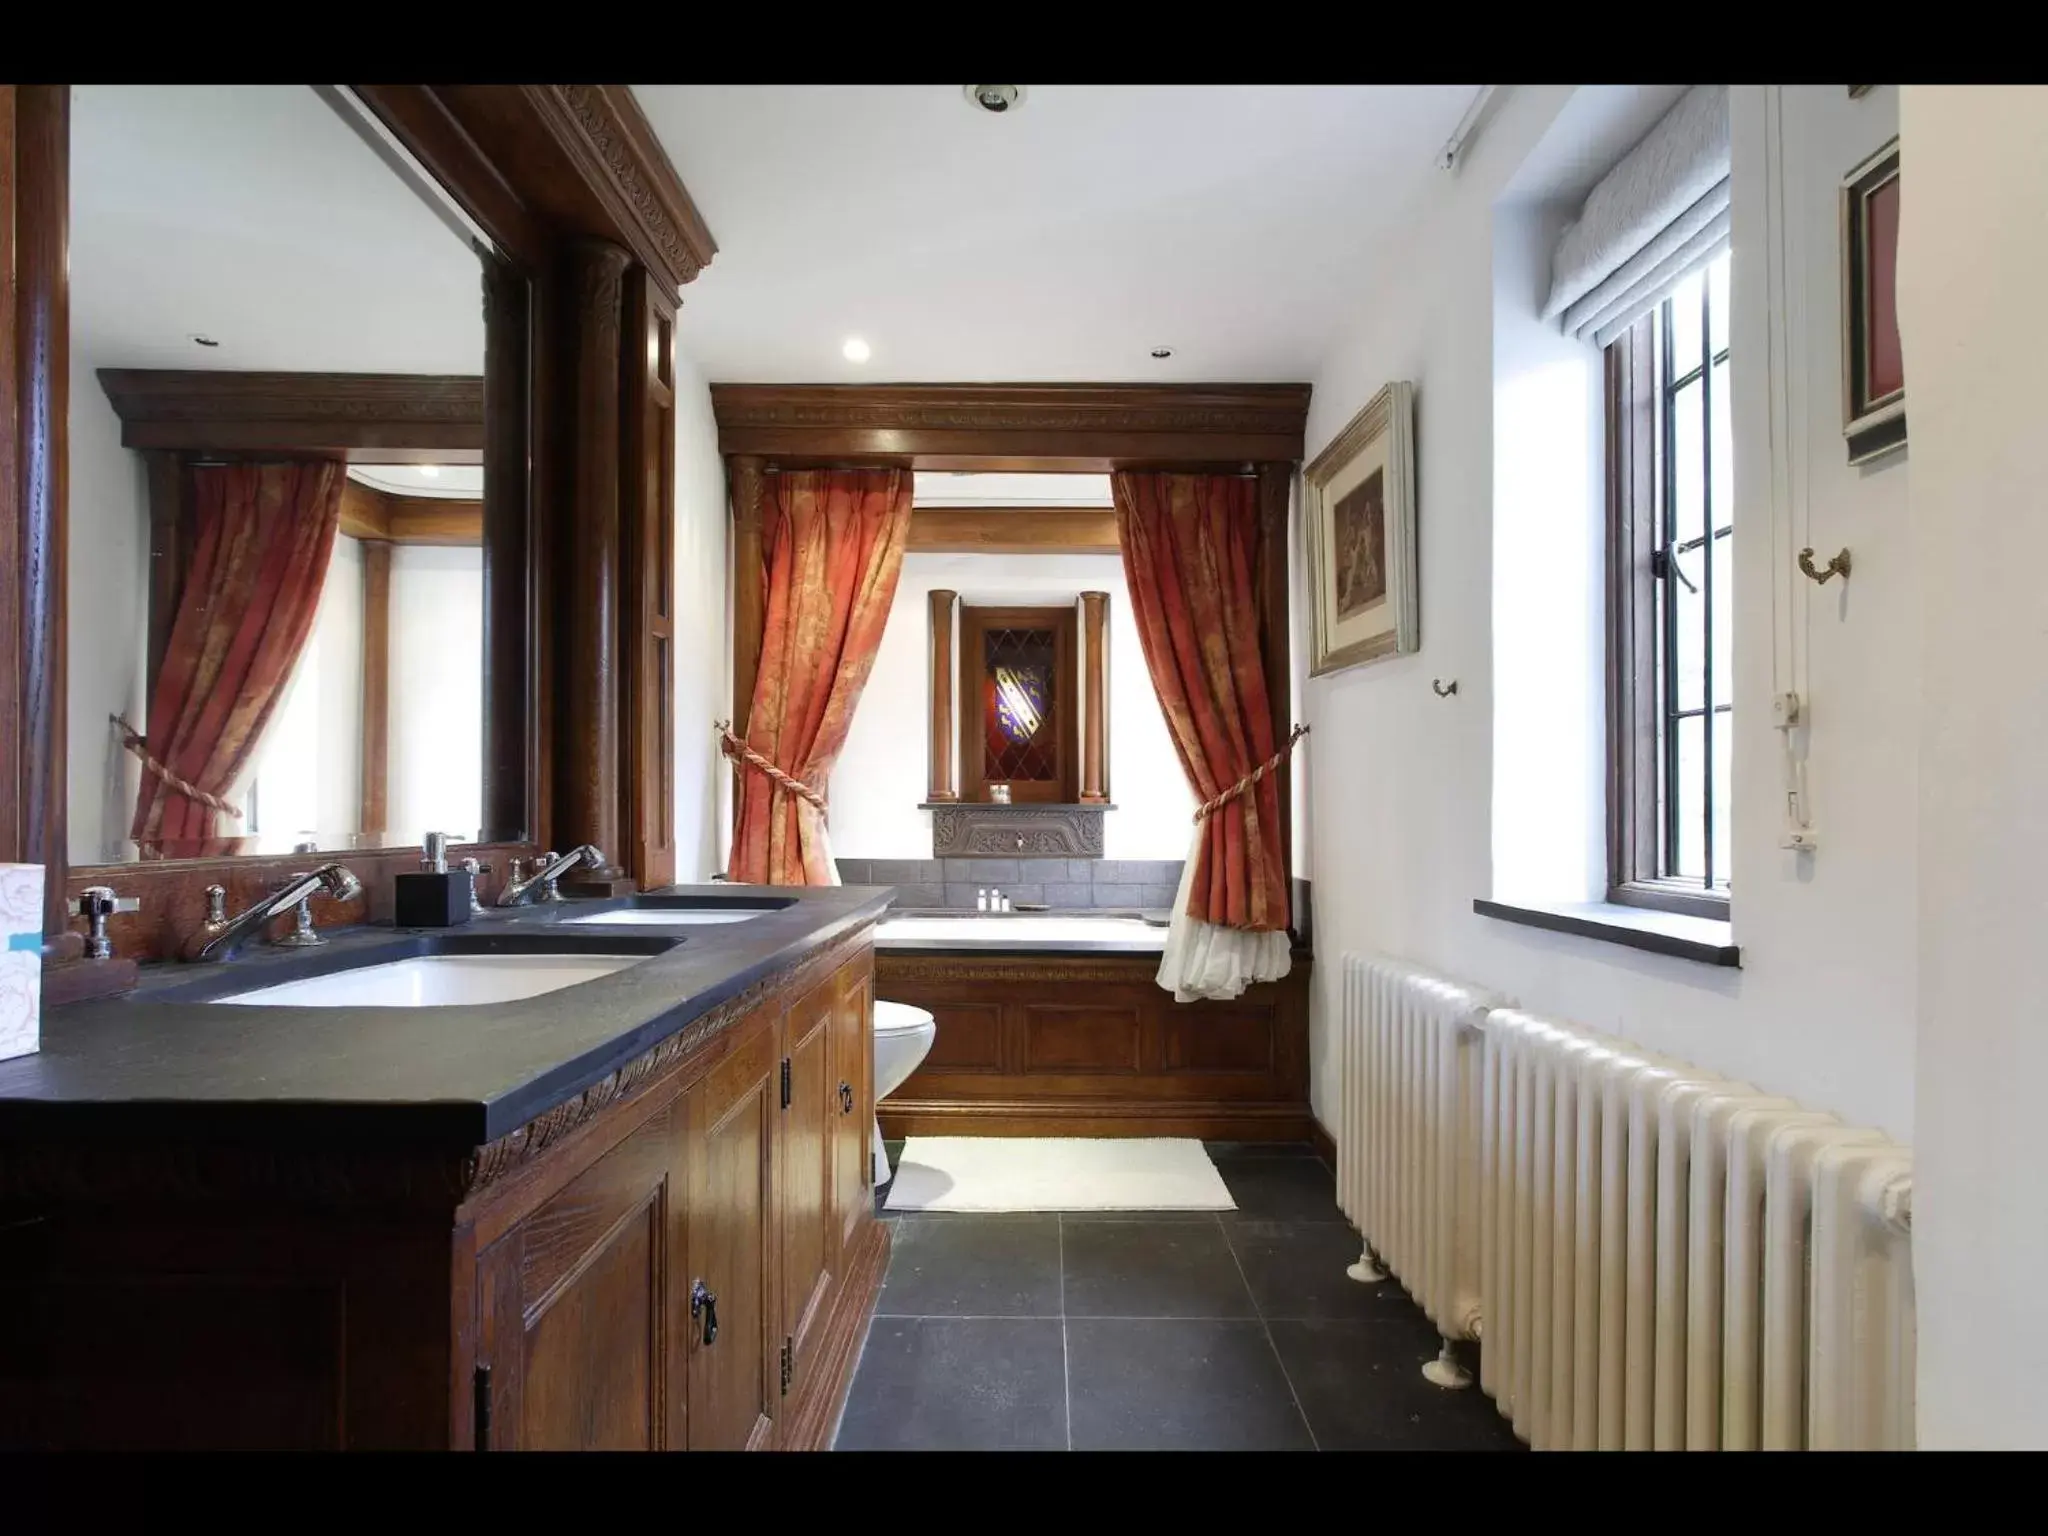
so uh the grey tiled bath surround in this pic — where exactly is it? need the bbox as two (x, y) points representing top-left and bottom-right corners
(836, 857), (1182, 911)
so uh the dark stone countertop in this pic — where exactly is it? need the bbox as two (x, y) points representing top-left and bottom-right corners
(0, 884), (893, 1148)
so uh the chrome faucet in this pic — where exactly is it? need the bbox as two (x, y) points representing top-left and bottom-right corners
(494, 844), (603, 907)
(180, 863), (363, 962)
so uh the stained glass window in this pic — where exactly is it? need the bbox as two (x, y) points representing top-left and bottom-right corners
(982, 627), (1058, 783)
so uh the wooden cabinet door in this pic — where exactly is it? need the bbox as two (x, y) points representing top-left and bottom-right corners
(475, 1100), (687, 1451)
(683, 1008), (779, 1451)
(831, 957), (874, 1253)
(779, 977), (835, 1404)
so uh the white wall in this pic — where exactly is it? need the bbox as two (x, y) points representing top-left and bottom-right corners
(672, 349), (729, 882)
(65, 376), (149, 863)
(1900, 84), (2048, 1451)
(388, 543), (483, 842)
(831, 552), (1194, 860)
(1301, 84), (1917, 1149)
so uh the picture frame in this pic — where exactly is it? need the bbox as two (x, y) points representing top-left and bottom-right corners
(1303, 380), (1417, 677)
(1842, 136), (1905, 464)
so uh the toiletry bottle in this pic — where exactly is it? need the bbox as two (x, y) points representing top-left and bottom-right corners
(978, 888), (989, 912)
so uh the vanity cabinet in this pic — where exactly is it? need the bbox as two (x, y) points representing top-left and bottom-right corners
(0, 924), (886, 1452)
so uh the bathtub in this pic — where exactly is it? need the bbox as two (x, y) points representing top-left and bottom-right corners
(875, 912), (1169, 953)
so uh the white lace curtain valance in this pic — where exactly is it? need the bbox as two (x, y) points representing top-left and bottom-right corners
(1544, 84), (1731, 348)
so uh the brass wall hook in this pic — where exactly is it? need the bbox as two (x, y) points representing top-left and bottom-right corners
(1431, 678), (1459, 698)
(1798, 547), (1852, 585)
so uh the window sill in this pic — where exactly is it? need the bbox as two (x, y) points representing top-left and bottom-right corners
(1473, 897), (1740, 969)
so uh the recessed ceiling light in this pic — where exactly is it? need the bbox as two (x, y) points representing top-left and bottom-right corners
(963, 84), (1025, 114)
(842, 337), (872, 363)
(189, 333), (220, 348)
(418, 465), (440, 478)
(1150, 346), (1174, 359)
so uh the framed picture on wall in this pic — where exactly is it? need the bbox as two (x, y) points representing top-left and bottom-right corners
(1842, 137), (1905, 464)
(1303, 380), (1418, 676)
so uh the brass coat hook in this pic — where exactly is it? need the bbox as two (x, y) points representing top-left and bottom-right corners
(1431, 678), (1459, 698)
(1798, 547), (1852, 585)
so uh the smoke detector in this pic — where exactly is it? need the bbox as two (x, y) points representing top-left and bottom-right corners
(964, 84), (1025, 115)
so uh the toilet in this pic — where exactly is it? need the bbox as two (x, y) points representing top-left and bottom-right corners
(871, 1000), (937, 1185)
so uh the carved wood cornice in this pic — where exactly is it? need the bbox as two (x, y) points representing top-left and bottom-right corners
(97, 370), (485, 457)
(710, 383), (1313, 468)
(531, 87), (717, 291)
(927, 803), (1106, 858)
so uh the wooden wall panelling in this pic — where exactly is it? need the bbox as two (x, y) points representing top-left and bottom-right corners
(621, 268), (677, 891)
(339, 479), (483, 545)
(907, 506), (1119, 553)
(480, 254), (536, 847)
(926, 589), (957, 802)
(1079, 589), (1109, 803)
(96, 370), (485, 460)
(359, 540), (392, 836)
(555, 240), (633, 895)
(142, 452), (192, 698)
(1255, 462), (1295, 913)
(874, 950), (1312, 1141)
(709, 382), (1311, 468)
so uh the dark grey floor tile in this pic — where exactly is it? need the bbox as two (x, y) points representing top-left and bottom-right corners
(835, 1318), (1068, 1451)
(1216, 1154), (1345, 1222)
(1227, 1219), (1414, 1322)
(877, 1215), (1062, 1317)
(1268, 1318), (1523, 1451)
(1060, 1219), (1256, 1319)
(1055, 1206), (1220, 1222)
(1067, 1319), (1313, 1451)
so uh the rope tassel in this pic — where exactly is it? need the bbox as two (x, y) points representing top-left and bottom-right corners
(715, 720), (828, 811)
(111, 713), (245, 819)
(1192, 722), (1309, 823)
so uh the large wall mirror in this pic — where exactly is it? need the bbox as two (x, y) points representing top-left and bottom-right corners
(65, 84), (510, 864)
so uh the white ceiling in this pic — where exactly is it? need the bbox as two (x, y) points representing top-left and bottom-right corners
(347, 464), (484, 498)
(913, 472), (1112, 506)
(633, 85), (1478, 383)
(70, 85), (483, 375)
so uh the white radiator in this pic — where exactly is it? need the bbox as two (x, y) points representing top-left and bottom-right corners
(1337, 955), (1916, 1451)
(1336, 955), (1503, 1383)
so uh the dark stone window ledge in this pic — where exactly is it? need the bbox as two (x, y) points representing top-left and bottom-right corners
(1473, 897), (1739, 969)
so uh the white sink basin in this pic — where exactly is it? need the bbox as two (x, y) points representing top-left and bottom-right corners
(215, 953), (649, 1008)
(560, 908), (773, 927)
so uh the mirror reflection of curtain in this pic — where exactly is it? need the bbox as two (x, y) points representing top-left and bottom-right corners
(129, 460), (344, 858)
(728, 468), (913, 885)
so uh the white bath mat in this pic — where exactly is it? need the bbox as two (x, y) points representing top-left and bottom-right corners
(884, 1136), (1235, 1213)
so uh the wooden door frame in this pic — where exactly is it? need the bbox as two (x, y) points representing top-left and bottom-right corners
(0, 84), (716, 983)
(709, 381), (1309, 898)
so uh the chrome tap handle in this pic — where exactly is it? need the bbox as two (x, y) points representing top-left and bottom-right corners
(271, 874), (328, 949)
(459, 857), (491, 916)
(203, 885), (228, 926)
(539, 851), (563, 903)
(75, 885), (139, 961)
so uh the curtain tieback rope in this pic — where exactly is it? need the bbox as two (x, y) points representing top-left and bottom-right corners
(111, 713), (245, 820)
(1192, 722), (1310, 823)
(715, 720), (828, 812)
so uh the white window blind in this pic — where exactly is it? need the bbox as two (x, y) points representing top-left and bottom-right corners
(1543, 84), (1730, 348)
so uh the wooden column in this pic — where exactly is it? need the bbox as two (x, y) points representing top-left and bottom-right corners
(480, 254), (532, 846)
(620, 269), (677, 891)
(1255, 463), (1295, 908)
(1079, 590), (1109, 803)
(556, 239), (633, 894)
(358, 541), (392, 838)
(2, 86), (81, 966)
(926, 589), (957, 801)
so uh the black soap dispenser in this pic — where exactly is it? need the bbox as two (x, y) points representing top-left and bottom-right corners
(395, 832), (474, 927)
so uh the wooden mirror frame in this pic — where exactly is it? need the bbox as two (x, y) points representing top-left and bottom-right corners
(2, 84), (715, 991)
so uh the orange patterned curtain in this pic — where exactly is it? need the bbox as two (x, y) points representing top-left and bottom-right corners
(728, 468), (913, 885)
(1113, 471), (1289, 932)
(130, 460), (344, 858)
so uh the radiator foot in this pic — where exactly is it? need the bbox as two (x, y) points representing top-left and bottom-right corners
(1422, 1341), (1472, 1390)
(1345, 1245), (1386, 1283)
